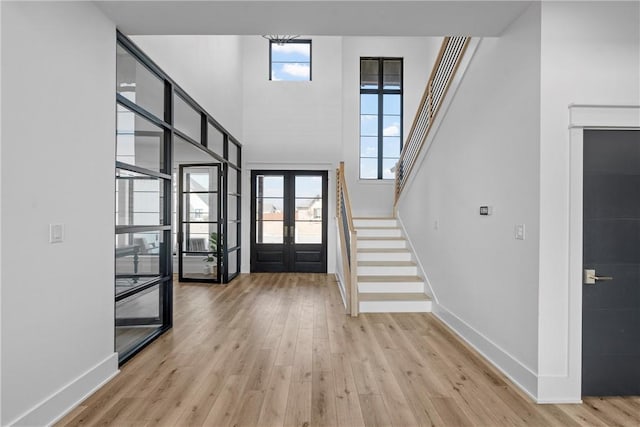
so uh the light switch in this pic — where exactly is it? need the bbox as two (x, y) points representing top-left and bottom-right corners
(515, 224), (525, 240)
(434, 220), (439, 230)
(49, 224), (64, 243)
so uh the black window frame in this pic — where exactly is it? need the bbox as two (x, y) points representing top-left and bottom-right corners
(359, 57), (403, 180)
(269, 39), (312, 81)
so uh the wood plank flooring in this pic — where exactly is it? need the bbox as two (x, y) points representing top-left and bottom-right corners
(58, 273), (640, 426)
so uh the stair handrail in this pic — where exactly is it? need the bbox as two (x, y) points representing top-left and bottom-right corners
(336, 162), (358, 317)
(394, 36), (470, 205)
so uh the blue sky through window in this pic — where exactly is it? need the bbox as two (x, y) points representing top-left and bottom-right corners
(271, 42), (311, 81)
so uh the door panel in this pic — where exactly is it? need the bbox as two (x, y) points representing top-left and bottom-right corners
(582, 129), (640, 396)
(251, 170), (328, 273)
(178, 164), (221, 282)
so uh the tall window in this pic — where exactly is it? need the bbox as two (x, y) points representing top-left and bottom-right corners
(359, 58), (403, 179)
(270, 40), (312, 81)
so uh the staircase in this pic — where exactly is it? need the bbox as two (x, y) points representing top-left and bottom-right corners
(353, 217), (432, 313)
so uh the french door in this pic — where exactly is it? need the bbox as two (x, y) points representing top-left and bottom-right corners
(250, 170), (328, 272)
(178, 163), (222, 282)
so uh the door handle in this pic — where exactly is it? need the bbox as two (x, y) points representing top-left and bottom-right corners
(584, 269), (614, 285)
(290, 225), (295, 242)
(284, 225), (288, 238)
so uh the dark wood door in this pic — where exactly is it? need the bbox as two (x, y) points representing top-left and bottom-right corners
(250, 170), (328, 272)
(582, 129), (640, 396)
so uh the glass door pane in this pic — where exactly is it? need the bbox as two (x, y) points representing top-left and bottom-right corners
(178, 164), (221, 282)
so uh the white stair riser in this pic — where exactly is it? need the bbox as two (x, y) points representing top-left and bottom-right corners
(356, 228), (402, 238)
(359, 300), (432, 313)
(358, 252), (412, 262)
(353, 219), (398, 228)
(358, 282), (424, 293)
(358, 265), (418, 275)
(357, 239), (406, 249)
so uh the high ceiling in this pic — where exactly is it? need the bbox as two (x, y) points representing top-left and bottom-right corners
(95, 1), (533, 36)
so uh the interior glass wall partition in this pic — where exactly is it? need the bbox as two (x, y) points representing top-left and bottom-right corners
(115, 31), (243, 364)
(115, 38), (172, 364)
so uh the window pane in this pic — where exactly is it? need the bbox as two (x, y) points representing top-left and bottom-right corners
(255, 175), (283, 198)
(228, 167), (238, 194)
(256, 198), (284, 220)
(383, 60), (402, 89)
(361, 115), (378, 136)
(271, 62), (310, 81)
(256, 220), (283, 243)
(383, 116), (401, 137)
(116, 169), (164, 226)
(295, 221), (322, 244)
(183, 166), (218, 192)
(208, 123), (224, 156)
(383, 137), (401, 158)
(115, 284), (163, 354)
(360, 94), (378, 115)
(227, 221), (238, 248)
(228, 248), (239, 275)
(182, 223), (218, 252)
(115, 231), (162, 282)
(384, 94), (401, 115)
(383, 158), (399, 179)
(174, 94), (201, 142)
(184, 193), (217, 222)
(360, 158), (378, 179)
(271, 42), (310, 62)
(296, 198), (323, 219)
(361, 137), (378, 158)
(228, 194), (239, 221)
(360, 59), (379, 89)
(295, 176), (322, 198)
(228, 142), (239, 166)
(116, 105), (164, 172)
(116, 44), (164, 120)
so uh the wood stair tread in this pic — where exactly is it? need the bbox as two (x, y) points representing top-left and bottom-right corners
(359, 293), (430, 302)
(358, 275), (423, 282)
(358, 248), (410, 253)
(358, 261), (416, 267)
(357, 236), (405, 240)
(353, 216), (396, 220)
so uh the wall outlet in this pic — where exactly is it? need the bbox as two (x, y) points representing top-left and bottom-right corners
(515, 224), (525, 240)
(49, 224), (64, 243)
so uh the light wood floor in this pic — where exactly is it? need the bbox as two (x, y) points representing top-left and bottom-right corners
(58, 273), (640, 426)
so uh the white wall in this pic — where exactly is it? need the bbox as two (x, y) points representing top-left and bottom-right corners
(131, 35), (244, 139)
(341, 37), (439, 216)
(397, 3), (542, 398)
(240, 36), (343, 273)
(537, 0), (640, 401)
(1, 2), (118, 425)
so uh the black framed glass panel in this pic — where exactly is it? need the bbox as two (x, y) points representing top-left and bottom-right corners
(116, 105), (165, 172)
(116, 44), (164, 120)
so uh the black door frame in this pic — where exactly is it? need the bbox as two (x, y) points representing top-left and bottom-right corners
(178, 163), (222, 283)
(250, 170), (328, 272)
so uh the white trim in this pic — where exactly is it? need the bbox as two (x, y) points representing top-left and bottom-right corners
(569, 104), (640, 129)
(562, 104), (640, 403)
(395, 211), (438, 303)
(8, 353), (119, 427)
(395, 37), (481, 206)
(433, 303), (539, 401)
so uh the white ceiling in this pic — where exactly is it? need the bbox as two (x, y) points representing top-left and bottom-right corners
(95, 1), (533, 36)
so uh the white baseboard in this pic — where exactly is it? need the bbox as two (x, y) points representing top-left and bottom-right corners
(433, 303), (538, 402)
(9, 353), (119, 427)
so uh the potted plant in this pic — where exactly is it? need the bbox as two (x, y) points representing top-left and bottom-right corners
(203, 232), (220, 276)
